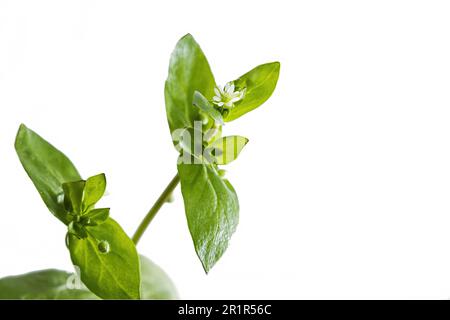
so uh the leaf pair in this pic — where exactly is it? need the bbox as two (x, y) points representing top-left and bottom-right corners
(63, 173), (106, 215)
(63, 174), (109, 239)
(14, 125), (142, 299)
(165, 34), (280, 272)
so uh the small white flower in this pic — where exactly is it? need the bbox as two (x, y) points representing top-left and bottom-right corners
(212, 82), (245, 109)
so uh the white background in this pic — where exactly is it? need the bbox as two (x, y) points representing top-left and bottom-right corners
(1, 0), (450, 299)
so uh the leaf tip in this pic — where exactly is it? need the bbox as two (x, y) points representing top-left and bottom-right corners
(97, 172), (107, 183)
(202, 262), (211, 275)
(265, 61), (281, 77)
(16, 123), (28, 136)
(15, 123), (28, 149)
(198, 250), (220, 275)
(180, 33), (195, 42)
(266, 61), (280, 71)
(269, 62), (281, 78)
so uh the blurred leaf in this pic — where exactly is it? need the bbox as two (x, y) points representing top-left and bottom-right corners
(0, 256), (178, 300)
(0, 269), (98, 299)
(140, 255), (178, 299)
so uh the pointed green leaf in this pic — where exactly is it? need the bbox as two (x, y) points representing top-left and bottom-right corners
(140, 255), (178, 299)
(82, 173), (106, 211)
(177, 163), (239, 273)
(15, 124), (82, 224)
(193, 91), (224, 125)
(225, 62), (280, 122)
(68, 218), (140, 299)
(165, 34), (216, 139)
(62, 180), (85, 214)
(0, 269), (98, 299)
(84, 208), (110, 226)
(208, 135), (249, 165)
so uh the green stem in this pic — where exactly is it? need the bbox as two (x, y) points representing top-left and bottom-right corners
(132, 174), (180, 245)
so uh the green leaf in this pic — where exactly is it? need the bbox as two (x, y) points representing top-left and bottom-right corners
(208, 135), (249, 165)
(0, 269), (98, 299)
(84, 208), (110, 226)
(62, 180), (85, 214)
(68, 218), (141, 299)
(177, 163), (239, 273)
(193, 91), (224, 125)
(225, 62), (280, 122)
(165, 34), (216, 138)
(140, 255), (178, 299)
(68, 221), (88, 239)
(0, 256), (178, 300)
(15, 124), (82, 224)
(82, 173), (106, 211)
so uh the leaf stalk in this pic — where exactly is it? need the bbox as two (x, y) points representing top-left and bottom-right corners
(132, 174), (180, 245)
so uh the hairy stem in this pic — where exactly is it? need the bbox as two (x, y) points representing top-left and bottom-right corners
(132, 174), (180, 245)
